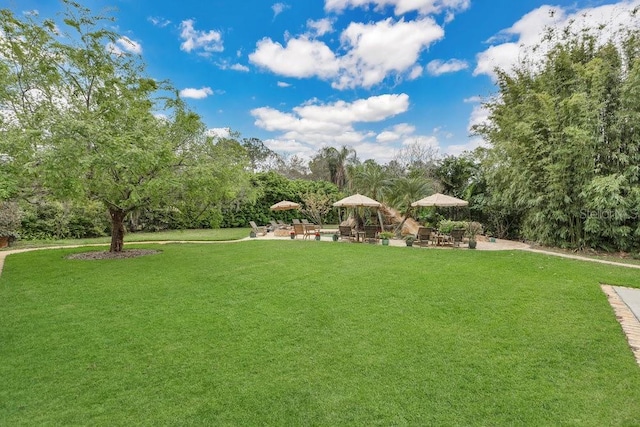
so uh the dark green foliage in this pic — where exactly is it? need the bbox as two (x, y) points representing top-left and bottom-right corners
(19, 200), (108, 240)
(221, 171), (341, 227)
(476, 25), (640, 251)
(0, 4), (251, 250)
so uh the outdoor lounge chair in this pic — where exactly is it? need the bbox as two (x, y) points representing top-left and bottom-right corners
(416, 227), (434, 247)
(363, 225), (379, 244)
(270, 219), (285, 230)
(449, 229), (465, 247)
(249, 221), (267, 236)
(277, 220), (291, 228)
(292, 223), (317, 239)
(292, 219), (301, 225)
(301, 219), (310, 224)
(338, 225), (355, 242)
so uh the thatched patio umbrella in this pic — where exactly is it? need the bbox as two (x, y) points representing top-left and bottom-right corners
(411, 193), (469, 208)
(333, 193), (384, 231)
(270, 200), (301, 211)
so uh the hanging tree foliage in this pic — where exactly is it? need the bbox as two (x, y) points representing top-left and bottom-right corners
(0, 1), (250, 251)
(475, 19), (640, 251)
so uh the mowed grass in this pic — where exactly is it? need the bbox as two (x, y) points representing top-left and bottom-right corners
(8, 228), (250, 249)
(1, 241), (640, 425)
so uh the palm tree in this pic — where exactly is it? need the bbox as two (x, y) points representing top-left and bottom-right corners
(350, 161), (390, 201)
(309, 145), (358, 189)
(385, 176), (433, 232)
(333, 145), (357, 190)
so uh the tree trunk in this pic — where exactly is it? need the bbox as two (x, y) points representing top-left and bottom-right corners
(109, 208), (126, 252)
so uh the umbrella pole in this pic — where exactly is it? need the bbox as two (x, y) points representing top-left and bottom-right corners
(377, 209), (385, 233)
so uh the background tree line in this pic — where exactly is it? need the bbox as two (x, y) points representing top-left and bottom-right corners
(1, 2), (639, 253)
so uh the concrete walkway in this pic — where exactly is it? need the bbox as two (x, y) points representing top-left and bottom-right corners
(601, 286), (640, 366)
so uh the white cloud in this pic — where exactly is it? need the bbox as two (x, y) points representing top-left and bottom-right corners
(463, 96), (481, 103)
(467, 103), (489, 132)
(179, 87), (214, 99)
(426, 58), (468, 76)
(353, 142), (401, 162)
(229, 63), (249, 72)
(443, 137), (488, 156)
(250, 17), (443, 89)
(277, 81), (292, 87)
(335, 17), (444, 89)
(272, 3), (290, 18)
(148, 16), (171, 27)
(324, 0), (470, 17)
(179, 19), (223, 55)
(206, 127), (231, 138)
(249, 37), (340, 79)
(408, 65), (423, 80)
(251, 94), (410, 158)
(107, 36), (142, 56)
(474, 1), (640, 80)
(250, 94), (459, 162)
(376, 123), (416, 142)
(265, 138), (314, 155)
(307, 18), (335, 37)
(401, 135), (439, 149)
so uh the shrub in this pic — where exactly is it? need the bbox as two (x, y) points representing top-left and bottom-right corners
(19, 200), (109, 240)
(0, 201), (21, 239)
(466, 221), (483, 240)
(437, 219), (468, 234)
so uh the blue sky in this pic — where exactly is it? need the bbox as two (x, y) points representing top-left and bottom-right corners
(3, 0), (639, 163)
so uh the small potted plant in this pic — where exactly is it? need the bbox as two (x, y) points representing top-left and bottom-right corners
(332, 233), (339, 242)
(315, 231), (321, 241)
(466, 221), (483, 249)
(404, 235), (415, 247)
(290, 230), (296, 239)
(379, 231), (394, 246)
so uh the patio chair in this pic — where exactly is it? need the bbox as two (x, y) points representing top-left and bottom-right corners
(292, 223), (313, 239)
(363, 225), (379, 244)
(301, 219), (310, 224)
(416, 227), (434, 247)
(338, 225), (355, 242)
(449, 229), (465, 247)
(292, 219), (301, 225)
(277, 220), (291, 228)
(249, 221), (267, 236)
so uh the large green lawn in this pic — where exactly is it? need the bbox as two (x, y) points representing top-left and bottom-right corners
(7, 227), (251, 248)
(1, 241), (640, 425)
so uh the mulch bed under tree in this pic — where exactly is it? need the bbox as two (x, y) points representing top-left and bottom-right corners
(66, 249), (160, 260)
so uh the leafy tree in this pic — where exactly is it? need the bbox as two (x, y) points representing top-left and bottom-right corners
(434, 153), (477, 199)
(348, 160), (390, 201)
(0, 2), (249, 251)
(0, 201), (21, 239)
(275, 154), (310, 179)
(385, 176), (433, 232)
(301, 192), (334, 226)
(392, 141), (439, 180)
(309, 146), (357, 189)
(241, 137), (281, 172)
(475, 23), (640, 250)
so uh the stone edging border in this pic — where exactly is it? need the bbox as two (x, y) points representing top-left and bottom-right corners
(601, 284), (640, 367)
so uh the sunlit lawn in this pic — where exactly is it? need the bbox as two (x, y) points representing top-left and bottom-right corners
(1, 241), (640, 425)
(7, 228), (250, 249)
